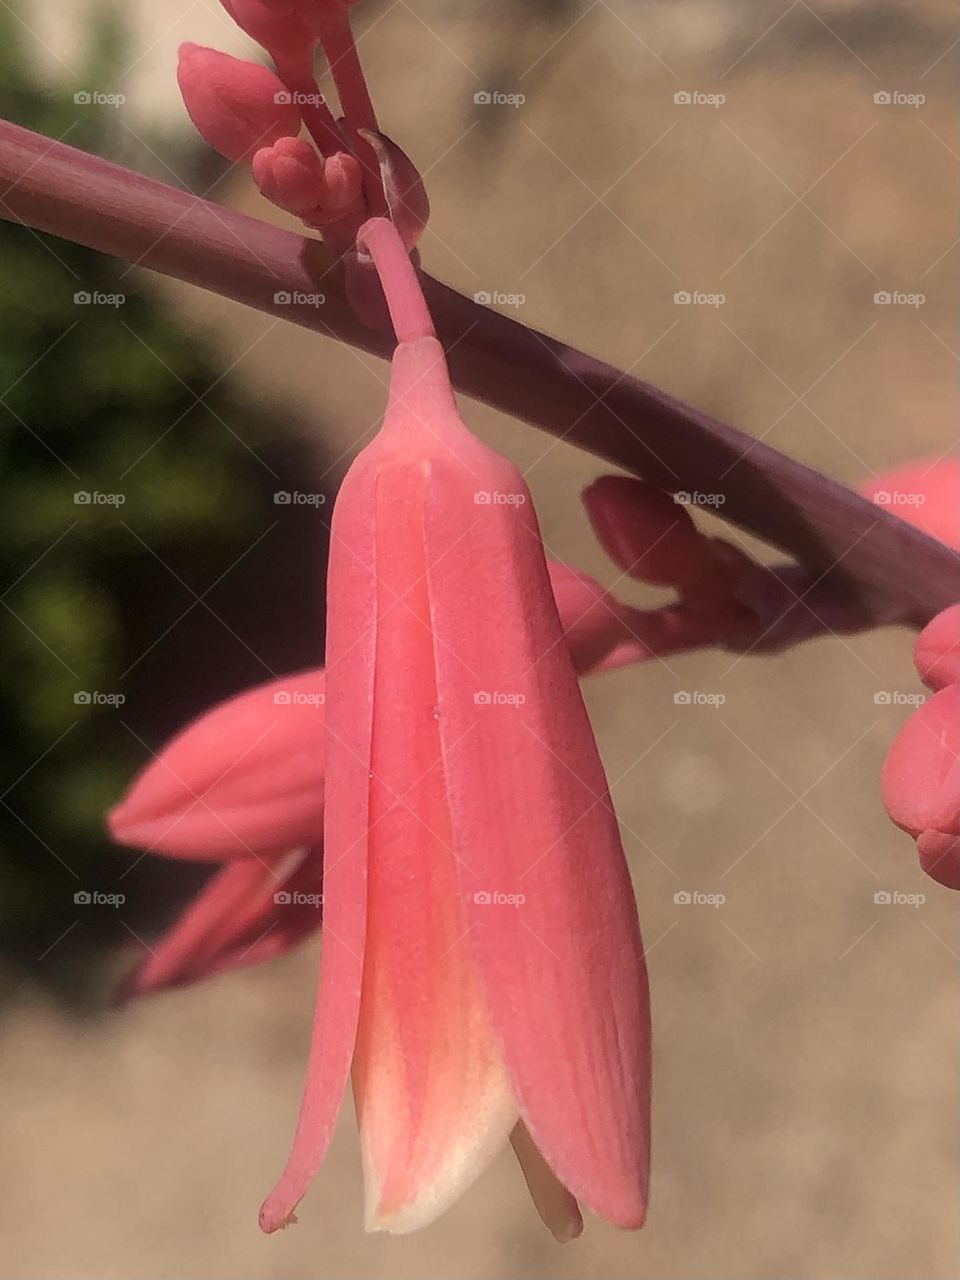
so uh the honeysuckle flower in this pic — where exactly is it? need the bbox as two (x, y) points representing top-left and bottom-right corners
(249, 216), (650, 1240)
(177, 44), (302, 163)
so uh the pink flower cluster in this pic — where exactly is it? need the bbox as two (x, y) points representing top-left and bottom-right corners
(178, 0), (426, 249)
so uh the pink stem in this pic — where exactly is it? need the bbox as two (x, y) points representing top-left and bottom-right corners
(0, 120), (955, 629)
(358, 217), (434, 343)
(319, 13), (385, 215)
(272, 52), (344, 157)
(320, 13), (378, 134)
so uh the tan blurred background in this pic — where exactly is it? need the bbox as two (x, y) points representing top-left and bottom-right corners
(3, 1), (959, 1277)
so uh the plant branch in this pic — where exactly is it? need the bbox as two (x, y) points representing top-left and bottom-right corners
(1, 120), (956, 629)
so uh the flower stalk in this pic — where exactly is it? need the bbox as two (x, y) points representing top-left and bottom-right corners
(0, 119), (955, 625)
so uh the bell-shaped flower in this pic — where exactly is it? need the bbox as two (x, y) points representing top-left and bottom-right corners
(258, 217), (651, 1239)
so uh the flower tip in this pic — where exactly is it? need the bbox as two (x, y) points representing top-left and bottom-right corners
(582, 475), (705, 590)
(258, 1201), (298, 1234)
(918, 829), (960, 890)
(177, 44), (302, 163)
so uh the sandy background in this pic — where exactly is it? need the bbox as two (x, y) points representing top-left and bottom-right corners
(3, 1), (959, 1277)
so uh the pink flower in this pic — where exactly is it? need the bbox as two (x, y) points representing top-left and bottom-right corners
(882, 684), (960, 889)
(176, 44), (301, 163)
(254, 216), (650, 1238)
(866, 460), (960, 889)
(120, 847), (323, 1001)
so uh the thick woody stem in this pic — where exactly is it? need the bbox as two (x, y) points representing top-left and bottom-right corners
(0, 120), (955, 629)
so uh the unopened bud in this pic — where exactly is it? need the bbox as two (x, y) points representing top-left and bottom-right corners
(177, 43), (301, 162)
(253, 137), (328, 215)
(253, 140), (363, 226)
(582, 476), (709, 591)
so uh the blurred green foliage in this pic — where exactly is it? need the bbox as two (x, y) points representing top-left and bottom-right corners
(0, 4), (282, 979)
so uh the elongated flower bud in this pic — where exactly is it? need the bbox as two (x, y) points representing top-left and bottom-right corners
(177, 43), (301, 162)
(582, 475), (713, 591)
(108, 670), (326, 859)
(252, 136), (327, 215)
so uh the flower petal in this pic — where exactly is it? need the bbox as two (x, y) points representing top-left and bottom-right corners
(917, 829), (960, 890)
(412, 357), (651, 1228)
(108, 670), (325, 860)
(354, 456), (517, 1232)
(258, 460), (375, 1233)
(120, 846), (322, 1000)
(510, 1122), (583, 1242)
(882, 686), (959, 838)
(915, 605), (960, 691)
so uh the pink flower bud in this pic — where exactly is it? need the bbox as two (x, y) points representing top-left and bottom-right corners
(914, 604), (960, 691)
(177, 43), (301, 163)
(882, 684), (960, 889)
(582, 476), (710, 590)
(253, 139), (363, 225)
(252, 136), (327, 215)
(318, 151), (364, 223)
